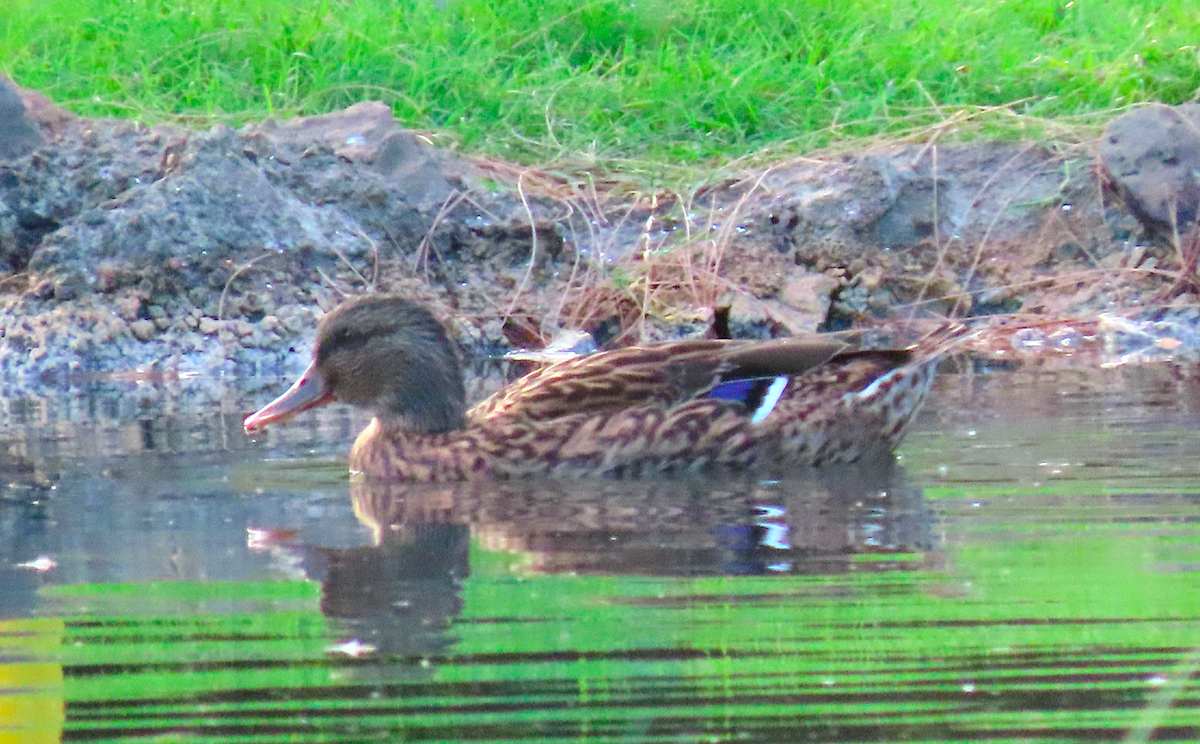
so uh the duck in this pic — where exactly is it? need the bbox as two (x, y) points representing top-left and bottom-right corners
(243, 294), (965, 481)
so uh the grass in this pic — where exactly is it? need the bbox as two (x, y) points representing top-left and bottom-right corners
(1, 0), (1198, 174)
(1, 0), (1198, 333)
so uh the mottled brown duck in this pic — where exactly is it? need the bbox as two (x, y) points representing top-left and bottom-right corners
(243, 294), (965, 481)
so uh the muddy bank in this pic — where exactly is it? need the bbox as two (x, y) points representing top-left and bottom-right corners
(1, 76), (1197, 396)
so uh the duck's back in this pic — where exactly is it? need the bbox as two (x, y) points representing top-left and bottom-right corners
(349, 331), (957, 481)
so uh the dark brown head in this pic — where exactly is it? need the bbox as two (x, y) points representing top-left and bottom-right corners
(244, 295), (466, 434)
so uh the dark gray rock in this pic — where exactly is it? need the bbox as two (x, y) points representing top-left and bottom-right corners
(0, 76), (42, 162)
(1101, 103), (1200, 232)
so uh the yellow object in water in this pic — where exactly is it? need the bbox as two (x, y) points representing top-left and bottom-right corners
(0, 616), (64, 744)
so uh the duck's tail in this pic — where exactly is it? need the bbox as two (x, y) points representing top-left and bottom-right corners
(907, 321), (978, 362)
(833, 321), (975, 460)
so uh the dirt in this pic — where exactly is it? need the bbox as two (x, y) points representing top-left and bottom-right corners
(2, 74), (1198, 402)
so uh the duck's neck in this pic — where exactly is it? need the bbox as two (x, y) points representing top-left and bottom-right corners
(364, 385), (462, 434)
(368, 412), (464, 439)
(350, 416), (483, 481)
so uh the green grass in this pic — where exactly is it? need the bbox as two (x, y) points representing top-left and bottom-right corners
(1, 0), (1198, 169)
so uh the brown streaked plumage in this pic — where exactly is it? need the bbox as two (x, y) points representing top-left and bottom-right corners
(244, 294), (967, 481)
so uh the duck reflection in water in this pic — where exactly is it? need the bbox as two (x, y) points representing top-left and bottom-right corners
(282, 462), (935, 659)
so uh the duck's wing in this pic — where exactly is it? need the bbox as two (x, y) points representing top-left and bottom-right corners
(470, 336), (859, 422)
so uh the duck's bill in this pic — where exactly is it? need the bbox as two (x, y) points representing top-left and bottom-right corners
(243, 362), (334, 433)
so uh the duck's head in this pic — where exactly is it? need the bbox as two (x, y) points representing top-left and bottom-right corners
(243, 295), (466, 435)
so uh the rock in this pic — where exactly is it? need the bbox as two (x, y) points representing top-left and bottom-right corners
(760, 141), (1073, 255)
(248, 101), (398, 160)
(130, 319), (157, 341)
(779, 270), (838, 322)
(0, 76), (43, 162)
(724, 291), (828, 335)
(115, 294), (142, 321)
(247, 101), (468, 207)
(1100, 103), (1200, 232)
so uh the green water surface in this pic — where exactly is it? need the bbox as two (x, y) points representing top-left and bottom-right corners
(1, 361), (1198, 742)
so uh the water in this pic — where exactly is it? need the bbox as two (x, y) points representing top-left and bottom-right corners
(2, 358), (1199, 742)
